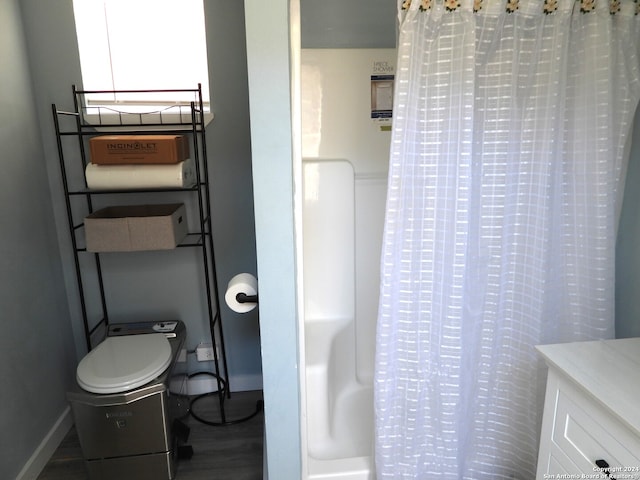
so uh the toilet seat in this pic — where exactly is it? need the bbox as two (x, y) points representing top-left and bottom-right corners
(77, 333), (173, 394)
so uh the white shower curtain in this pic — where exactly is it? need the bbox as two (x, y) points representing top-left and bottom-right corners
(375, 0), (640, 478)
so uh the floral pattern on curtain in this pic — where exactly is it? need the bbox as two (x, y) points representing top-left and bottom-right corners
(375, 0), (640, 478)
(402, 0), (640, 13)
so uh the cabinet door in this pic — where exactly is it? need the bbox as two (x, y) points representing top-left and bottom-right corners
(537, 369), (640, 479)
(537, 372), (583, 478)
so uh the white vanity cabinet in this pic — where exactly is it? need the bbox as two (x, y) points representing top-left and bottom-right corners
(536, 339), (640, 479)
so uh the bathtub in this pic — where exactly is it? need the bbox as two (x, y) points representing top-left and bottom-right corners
(300, 159), (385, 480)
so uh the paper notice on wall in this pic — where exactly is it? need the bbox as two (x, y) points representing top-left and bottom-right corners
(371, 60), (394, 129)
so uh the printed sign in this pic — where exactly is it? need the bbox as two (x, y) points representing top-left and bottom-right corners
(371, 60), (395, 126)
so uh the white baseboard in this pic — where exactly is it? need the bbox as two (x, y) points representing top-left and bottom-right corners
(15, 406), (73, 480)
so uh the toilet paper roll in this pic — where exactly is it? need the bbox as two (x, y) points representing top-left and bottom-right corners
(85, 158), (196, 190)
(225, 273), (258, 314)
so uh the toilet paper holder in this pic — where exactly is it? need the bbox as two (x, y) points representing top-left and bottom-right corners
(236, 293), (258, 304)
(226, 273), (258, 313)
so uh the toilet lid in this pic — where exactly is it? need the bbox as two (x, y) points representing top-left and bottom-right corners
(77, 333), (172, 394)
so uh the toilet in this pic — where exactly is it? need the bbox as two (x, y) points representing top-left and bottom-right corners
(67, 321), (187, 480)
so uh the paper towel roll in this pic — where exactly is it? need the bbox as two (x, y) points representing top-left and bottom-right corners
(225, 273), (258, 314)
(85, 158), (196, 190)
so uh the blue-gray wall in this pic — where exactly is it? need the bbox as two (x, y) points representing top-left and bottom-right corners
(616, 107), (640, 338)
(0, 0), (76, 478)
(301, 0), (396, 48)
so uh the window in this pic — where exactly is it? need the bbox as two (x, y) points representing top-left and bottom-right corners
(72, 0), (211, 121)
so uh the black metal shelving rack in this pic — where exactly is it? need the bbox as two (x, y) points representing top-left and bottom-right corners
(52, 85), (233, 424)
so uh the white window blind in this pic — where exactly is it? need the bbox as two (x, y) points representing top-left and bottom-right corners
(72, 0), (210, 112)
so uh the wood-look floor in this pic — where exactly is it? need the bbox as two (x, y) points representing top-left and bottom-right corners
(37, 390), (264, 480)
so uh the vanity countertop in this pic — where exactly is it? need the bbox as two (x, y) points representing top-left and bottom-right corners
(536, 337), (640, 438)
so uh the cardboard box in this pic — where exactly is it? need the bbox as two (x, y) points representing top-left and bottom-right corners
(89, 135), (190, 165)
(85, 203), (188, 252)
